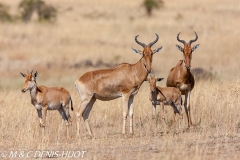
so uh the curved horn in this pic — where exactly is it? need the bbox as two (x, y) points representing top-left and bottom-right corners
(148, 33), (159, 47)
(135, 35), (146, 48)
(177, 32), (186, 45)
(30, 70), (33, 74)
(188, 31), (198, 45)
(27, 70), (29, 74)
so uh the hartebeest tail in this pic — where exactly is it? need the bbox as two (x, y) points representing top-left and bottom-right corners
(20, 70), (73, 139)
(70, 97), (74, 111)
(75, 34), (162, 137)
(146, 73), (182, 123)
(166, 31), (200, 127)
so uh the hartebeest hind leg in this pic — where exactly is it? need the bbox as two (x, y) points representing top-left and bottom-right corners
(82, 98), (96, 137)
(170, 102), (180, 126)
(160, 102), (165, 122)
(58, 107), (70, 139)
(76, 96), (96, 138)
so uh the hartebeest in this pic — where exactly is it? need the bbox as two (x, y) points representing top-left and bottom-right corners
(146, 73), (182, 124)
(166, 31), (199, 127)
(75, 34), (162, 137)
(20, 70), (73, 138)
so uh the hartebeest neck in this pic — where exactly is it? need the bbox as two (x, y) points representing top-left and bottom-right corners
(150, 90), (158, 101)
(29, 84), (38, 104)
(132, 57), (149, 85)
(181, 60), (192, 77)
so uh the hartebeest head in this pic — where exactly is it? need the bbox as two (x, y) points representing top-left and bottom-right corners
(146, 73), (164, 92)
(132, 34), (162, 73)
(20, 70), (38, 93)
(176, 31), (200, 69)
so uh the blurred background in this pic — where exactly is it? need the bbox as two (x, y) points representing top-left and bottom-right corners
(0, 0), (239, 91)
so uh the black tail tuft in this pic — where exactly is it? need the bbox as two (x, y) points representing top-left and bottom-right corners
(70, 97), (74, 111)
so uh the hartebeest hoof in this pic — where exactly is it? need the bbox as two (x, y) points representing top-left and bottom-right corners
(40, 123), (45, 128)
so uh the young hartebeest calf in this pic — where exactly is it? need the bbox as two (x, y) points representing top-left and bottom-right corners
(166, 31), (199, 127)
(75, 34), (162, 137)
(146, 74), (182, 124)
(20, 70), (73, 138)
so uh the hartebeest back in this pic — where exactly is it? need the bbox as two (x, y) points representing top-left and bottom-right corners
(146, 74), (182, 122)
(75, 34), (162, 137)
(166, 31), (200, 127)
(20, 70), (73, 138)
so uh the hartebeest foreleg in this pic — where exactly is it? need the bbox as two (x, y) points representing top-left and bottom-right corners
(122, 94), (129, 135)
(128, 95), (134, 135)
(152, 105), (156, 119)
(42, 106), (47, 128)
(184, 89), (192, 127)
(58, 107), (70, 139)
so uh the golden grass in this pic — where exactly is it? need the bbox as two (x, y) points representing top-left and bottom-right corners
(0, 0), (240, 159)
(1, 80), (240, 159)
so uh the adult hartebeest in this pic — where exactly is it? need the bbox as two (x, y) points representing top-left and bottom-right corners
(166, 31), (199, 127)
(146, 73), (182, 123)
(75, 34), (162, 137)
(20, 70), (73, 138)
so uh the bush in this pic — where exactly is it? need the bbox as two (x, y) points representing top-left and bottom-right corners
(143, 0), (164, 16)
(18, 0), (57, 22)
(0, 3), (13, 22)
(38, 3), (57, 22)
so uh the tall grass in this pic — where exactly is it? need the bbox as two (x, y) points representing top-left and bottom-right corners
(0, 0), (240, 159)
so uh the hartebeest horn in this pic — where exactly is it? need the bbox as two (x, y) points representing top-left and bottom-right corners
(188, 31), (198, 45)
(177, 32), (187, 45)
(148, 33), (159, 47)
(135, 35), (146, 48)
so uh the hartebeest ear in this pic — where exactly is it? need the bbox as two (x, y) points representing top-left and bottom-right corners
(152, 46), (162, 54)
(20, 72), (26, 78)
(192, 44), (200, 52)
(131, 48), (142, 55)
(156, 78), (164, 81)
(176, 44), (183, 52)
(34, 71), (38, 78)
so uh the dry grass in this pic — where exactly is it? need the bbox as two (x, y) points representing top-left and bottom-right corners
(0, 0), (240, 159)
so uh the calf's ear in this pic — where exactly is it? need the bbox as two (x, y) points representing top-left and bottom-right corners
(20, 72), (26, 78)
(157, 78), (164, 81)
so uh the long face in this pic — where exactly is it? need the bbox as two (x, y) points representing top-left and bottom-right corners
(148, 76), (157, 92)
(176, 31), (200, 69)
(142, 46), (154, 73)
(146, 76), (164, 92)
(181, 44), (193, 69)
(20, 71), (37, 93)
(132, 34), (162, 73)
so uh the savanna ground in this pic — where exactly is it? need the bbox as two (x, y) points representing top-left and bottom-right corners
(0, 0), (240, 159)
